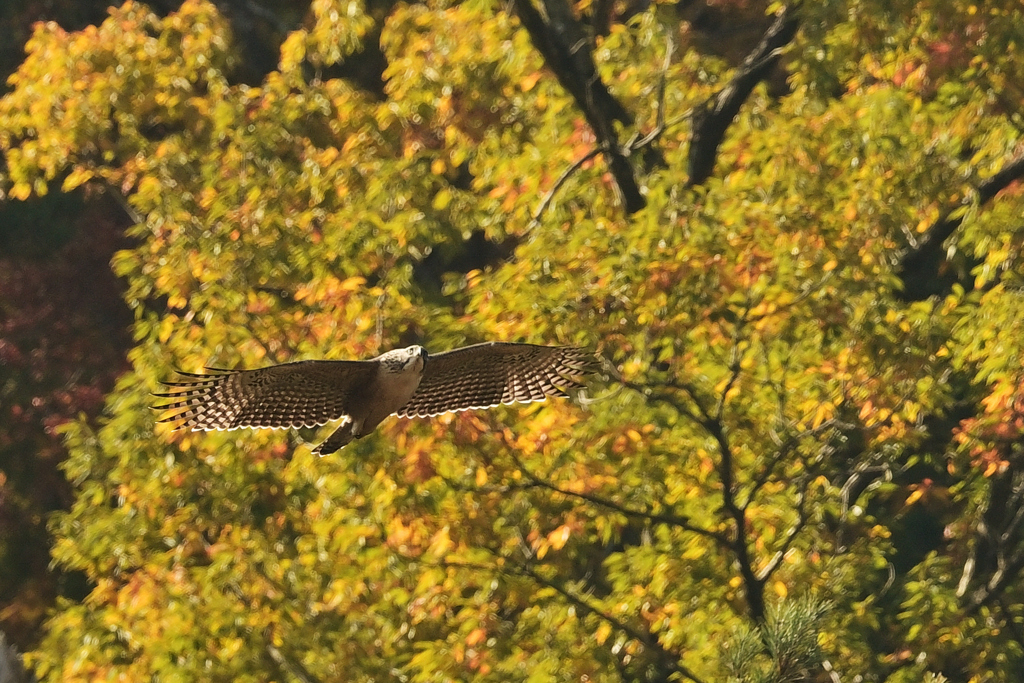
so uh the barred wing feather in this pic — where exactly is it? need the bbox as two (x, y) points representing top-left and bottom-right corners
(396, 343), (592, 418)
(153, 360), (377, 431)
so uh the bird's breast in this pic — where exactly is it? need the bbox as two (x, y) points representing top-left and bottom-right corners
(359, 365), (425, 433)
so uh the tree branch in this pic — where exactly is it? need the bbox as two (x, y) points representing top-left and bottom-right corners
(529, 146), (606, 228)
(687, 4), (799, 186)
(962, 467), (1024, 612)
(741, 420), (845, 510)
(511, 0), (646, 213)
(431, 551), (703, 683)
(506, 449), (730, 545)
(757, 479), (809, 582)
(898, 150), (1024, 300)
(965, 544), (1024, 613)
(0, 632), (33, 683)
(514, 562), (706, 683)
(530, 28), (673, 224)
(225, 580), (325, 683)
(706, 417), (767, 622)
(625, 29), (674, 160)
(437, 471), (540, 495)
(265, 641), (322, 683)
(102, 178), (144, 225)
(622, 377), (713, 430)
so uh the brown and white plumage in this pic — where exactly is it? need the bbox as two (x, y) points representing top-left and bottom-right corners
(154, 343), (593, 456)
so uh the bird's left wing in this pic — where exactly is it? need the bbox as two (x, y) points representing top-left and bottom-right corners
(153, 360), (378, 431)
(396, 342), (593, 418)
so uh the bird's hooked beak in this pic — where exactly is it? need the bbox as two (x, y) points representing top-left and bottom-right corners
(419, 346), (428, 366)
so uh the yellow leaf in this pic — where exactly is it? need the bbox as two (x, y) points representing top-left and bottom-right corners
(466, 627), (486, 647)
(682, 541), (706, 560)
(10, 182), (31, 200)
(157, 317), (175, 343)
(61, 167), (93, 191)
(433, 188), (451, 210)
(812, 402), (834, 429)
(595, 622), (612, 645)
(341, 276), (366, 292)
(199, 186), (217, 209)
(137, 176), (162, 200)
(520, 72), (542, 92)
(547, 524), (571, 551)
(279, 30), (308, 71)
(429, 527), (452, 556)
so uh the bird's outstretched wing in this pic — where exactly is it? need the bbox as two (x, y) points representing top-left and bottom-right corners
(153, 360), (378, 431)
(396, 343), (593, 418)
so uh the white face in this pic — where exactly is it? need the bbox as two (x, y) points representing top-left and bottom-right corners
(402, 345), (427, 371)
(379, 345), (427, 373)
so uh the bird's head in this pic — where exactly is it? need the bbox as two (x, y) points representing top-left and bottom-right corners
(379, 345), (427, 373)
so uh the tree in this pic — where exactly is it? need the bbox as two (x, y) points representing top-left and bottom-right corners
(0, 632), (34, 683)
(0, 192), (132, 648)
(1, 0), (1022, 680)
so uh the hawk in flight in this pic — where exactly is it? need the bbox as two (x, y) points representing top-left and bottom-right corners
(154, 343), (593, 456)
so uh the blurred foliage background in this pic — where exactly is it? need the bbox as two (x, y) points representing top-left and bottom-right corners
(1, 0), (1023, 681)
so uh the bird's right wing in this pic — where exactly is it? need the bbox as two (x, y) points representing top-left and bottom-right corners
(397, 343), (593, 418)
(153, 360), (378, 431)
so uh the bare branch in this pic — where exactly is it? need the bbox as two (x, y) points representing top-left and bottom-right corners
(506, 450), (729, 544)
(529, 146), (605, 228)
(626, 29), (676, 154)
(530, 26), (674, 226)
(0, 632), (33, 683)
(514, 563), (706, 683)
(742, 420), (844, 510)
(102, 178), (145, 225)
(965, 548), (1024, 612)
(602, 351), (716, 427)
(438, 471), (540, 495)
(716, 345), (744, 422)
(265, 641), (322, 683)
(757, 480), (810, 582)
(621, 376), (713, 429)
(960, 468), (1024, 611)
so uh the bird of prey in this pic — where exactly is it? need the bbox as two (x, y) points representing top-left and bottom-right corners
(154, 342), (593, 456)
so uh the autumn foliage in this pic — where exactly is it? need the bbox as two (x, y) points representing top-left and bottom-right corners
(1, 0), (1023, 681)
